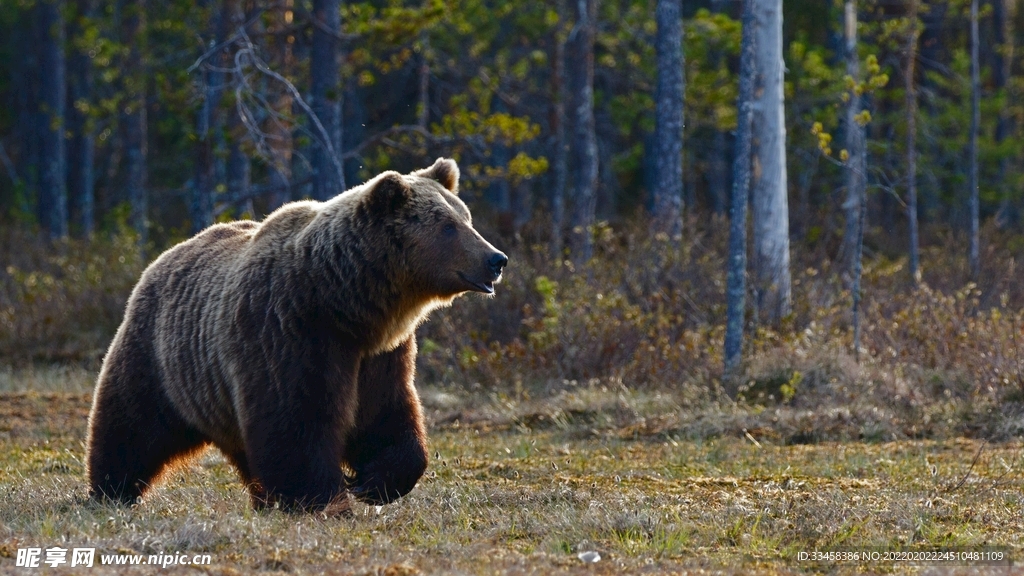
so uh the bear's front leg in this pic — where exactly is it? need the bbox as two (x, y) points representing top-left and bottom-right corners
(345, 337), (428, 505)
(246, 425), (347, 512)
(241, 350), (360, 513)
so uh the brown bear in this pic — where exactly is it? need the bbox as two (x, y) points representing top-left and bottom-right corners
(85, 158), (506, 513)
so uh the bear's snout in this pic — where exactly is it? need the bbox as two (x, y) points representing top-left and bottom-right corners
(455, 249), (507, 295)
(488, 252), (508, 279)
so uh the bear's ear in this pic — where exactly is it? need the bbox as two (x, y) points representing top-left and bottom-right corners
(414, 157), (460, 193)
(366, 172), (412, 216)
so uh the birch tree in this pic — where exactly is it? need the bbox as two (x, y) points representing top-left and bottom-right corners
(750, 0), (791, 323)
(549, 0), (568, 258)
(844, 0), (868, 359)
(568, 0), (598, 264)
(841, 0), (865, 276)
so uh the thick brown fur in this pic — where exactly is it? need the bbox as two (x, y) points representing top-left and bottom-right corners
(85, 159), (506, 512)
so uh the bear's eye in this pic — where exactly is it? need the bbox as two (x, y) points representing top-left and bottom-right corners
(443, 222), (457, 236)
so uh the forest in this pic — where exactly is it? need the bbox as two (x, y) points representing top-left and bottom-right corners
(1, 0), (1023, 572)
(3, 0), (1024, 406)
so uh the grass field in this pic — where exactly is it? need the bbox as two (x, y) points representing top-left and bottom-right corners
(1, 368), (1022, 574)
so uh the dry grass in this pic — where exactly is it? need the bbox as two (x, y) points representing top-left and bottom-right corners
(1, 374), (1022, 574)
(0, 365), (96, 393)
(3, 222), (1024, 572)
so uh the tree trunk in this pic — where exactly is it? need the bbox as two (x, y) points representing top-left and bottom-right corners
(489, 101), (512, 232)
(724, 0), (757, 374)
(191, 0), (224, 234)
(122, 0), (148, 243)
(417, 30), (430, 129)
(851, 132), (867, 362)
(12, 7), (40, 218)
(841, 0), (865, 274)
(652, 0), (684, 237)
(211, 0), (235, 204)
(968, 0), (980, 279)
(227, 129), (252, 217)
(222, 0), (251, 217)
(266, 0), (295, 210)
(596, 114), (617, 221)
(512, 180), (532, 233)
(342, 82), (364, 188)
(290, 29), (312, 201)
(67, 0), (95, 238)
(310, 0), (344, 201)
(750, 0), (791, 323)
(38, 0), (69, 239)
(841, 1), (869, 358)
(993, 0), (1016, 227)
(905, 0), (920, 283)
(708, 130), (729, 216)
(568, 0), (598, 264)
(918, 0), (946, 224)
(549, 2), (568, 259)
(707, 0), (730, 217)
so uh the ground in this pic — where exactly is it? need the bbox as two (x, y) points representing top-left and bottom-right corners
(0, 367), (1021, 574)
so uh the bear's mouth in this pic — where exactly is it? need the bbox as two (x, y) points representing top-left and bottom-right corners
(458, 272), (495, 295)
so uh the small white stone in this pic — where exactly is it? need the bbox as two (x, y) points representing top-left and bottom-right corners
(577, 551), (601, 563)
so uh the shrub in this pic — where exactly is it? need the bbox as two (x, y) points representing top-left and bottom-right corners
(4, 218), (1024, 440)
(418, 219), (1024, 440)
(0, 229), (144, 365)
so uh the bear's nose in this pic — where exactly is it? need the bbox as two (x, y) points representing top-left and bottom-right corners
(488, 252), (508, 277)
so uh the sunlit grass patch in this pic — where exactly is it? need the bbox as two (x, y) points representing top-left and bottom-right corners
(2, 369), (1023, 574)
(0, 364), (95, 393)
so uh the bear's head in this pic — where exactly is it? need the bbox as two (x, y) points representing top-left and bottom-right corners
(364, 158), (508, 300)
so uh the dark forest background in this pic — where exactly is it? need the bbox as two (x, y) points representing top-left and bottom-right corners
(5, 0), (1019, 250)
(3, 0), (1024, 441)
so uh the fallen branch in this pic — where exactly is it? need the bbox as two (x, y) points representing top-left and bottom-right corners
(944, 440), (986, 493)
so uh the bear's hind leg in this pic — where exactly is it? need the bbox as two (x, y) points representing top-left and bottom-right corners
(346, 337), (428, 505)
(87, 361), (207, 504)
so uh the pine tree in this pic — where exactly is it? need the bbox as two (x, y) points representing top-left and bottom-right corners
(724, 0), (757, 373)
(310, 0), (344, 201)
(38, 0), (68, 239)
(905, 0), (920, 282)
(122, 0), (148, 243)
(652, 0), (684, 237)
